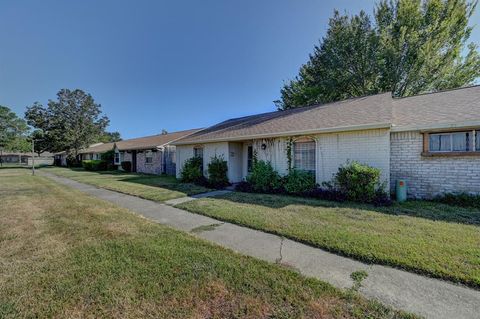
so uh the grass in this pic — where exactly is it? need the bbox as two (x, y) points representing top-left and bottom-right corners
(0, 168), (415, 318)
(42, 166), (211, 202)
(177, 192), (480, 288)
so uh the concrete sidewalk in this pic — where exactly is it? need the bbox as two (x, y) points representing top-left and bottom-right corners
(41, 172), (480, 319)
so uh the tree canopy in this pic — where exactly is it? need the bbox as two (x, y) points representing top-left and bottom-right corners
(25, 89), (110, 158)
(98, 131), (122, 143)
(276, 0), (480, 110)
(0, 106), (29, 153)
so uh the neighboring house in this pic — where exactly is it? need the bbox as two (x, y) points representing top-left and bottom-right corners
(77, 142), (115, 161)
(54, 151), (68, 166)
(173, 86), (480, 199)
(114, 129), (201, 175)
(0, 152), (54, 166)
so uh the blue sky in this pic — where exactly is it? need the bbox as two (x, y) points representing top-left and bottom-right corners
(1, 1), (479, 139)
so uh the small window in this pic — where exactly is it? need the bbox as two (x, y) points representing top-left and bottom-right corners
(194, 146), (203, 159)
(145, 150), (153, 164)
(429, 132), (470, 152)
(247, 145), (253, 173)
(294, 139), (316, 173)
(114, 152), (120, 164)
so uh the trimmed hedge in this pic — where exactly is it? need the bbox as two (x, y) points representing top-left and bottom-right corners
(82, 160), (107, 171)
(246, 160), (282, 193)
(207, 155), (229, 188)
(235, 160), (391, 206)
(180, 157), (204, 184)
(434, 192), (480, 209)
(121, 161), (132, 172)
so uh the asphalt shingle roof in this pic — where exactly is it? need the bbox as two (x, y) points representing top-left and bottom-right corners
(174, 86), (480, 145)
(115, 129), (202, 151)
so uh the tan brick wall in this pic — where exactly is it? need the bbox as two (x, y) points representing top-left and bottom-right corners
(390, 131), (480, 198)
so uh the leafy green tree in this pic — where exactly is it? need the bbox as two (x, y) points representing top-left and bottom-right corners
(98, 131), (122, 143)
(0, 106), (29, 159)
(276, 0), (480, 110)
(25, 89), (109, 160)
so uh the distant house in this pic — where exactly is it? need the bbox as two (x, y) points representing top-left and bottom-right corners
(54, 151), (68, 166)
(173, 86), (480, 199)
(77, 142), (115, 161)
(1, 152), (54, 166)
(114, 129), (201, 175)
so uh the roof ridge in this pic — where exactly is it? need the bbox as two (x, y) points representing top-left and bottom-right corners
(393, 84), (480, 100)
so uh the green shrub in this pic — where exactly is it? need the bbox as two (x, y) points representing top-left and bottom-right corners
(332, 161), (384, 203)
(207, 155), (229, 189)
(82, 160), (107, 171)
(181, 157), (204, 184)
(434, 192), (480, 209)
(283, 170), (316, 194)
(246, 160), (282, 193)
(121, 161), (132, 172)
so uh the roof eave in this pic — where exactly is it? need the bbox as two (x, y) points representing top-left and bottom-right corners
(391, 120), (480, 133)
(172, 122), (392, 145)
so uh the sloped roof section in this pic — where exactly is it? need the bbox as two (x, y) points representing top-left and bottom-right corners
(115, 129), (202, 151)
(78, 142), (115, 154)
(392, 85), (480, 131)
(174, 93), (393, 144)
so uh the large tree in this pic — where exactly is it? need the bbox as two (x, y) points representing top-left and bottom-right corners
(98, 131), (122, 143)
(25, 89), (109, 159)
(0, 106), (29, 152)
(276, 0), (480, 110)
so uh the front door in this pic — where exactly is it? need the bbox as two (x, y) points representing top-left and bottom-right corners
(131, 150), (137, 172)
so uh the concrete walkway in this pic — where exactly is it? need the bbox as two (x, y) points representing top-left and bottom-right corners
(164, 189), (232, 206)
(41, 172), (480, 319)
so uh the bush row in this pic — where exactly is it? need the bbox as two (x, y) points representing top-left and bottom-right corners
(236, 160), (391, 206)
(180, 155), (230, 189)
(433, 192), (480, 209)
(82, 160), (108, 171)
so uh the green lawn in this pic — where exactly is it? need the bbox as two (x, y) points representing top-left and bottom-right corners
(0, 168), (414, 318)
(42, 166), (211, 202)
(178, 192), (480, 288)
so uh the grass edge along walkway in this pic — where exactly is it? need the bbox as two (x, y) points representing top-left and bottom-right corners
(177, 192), (480, 289)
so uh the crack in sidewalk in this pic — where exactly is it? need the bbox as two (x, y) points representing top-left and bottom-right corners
(275, 237), (284, 264)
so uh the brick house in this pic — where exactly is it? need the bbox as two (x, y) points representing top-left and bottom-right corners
(78, 142), (115, 161)
(173, 86), (480, 199)
(114, 129), (201, 175)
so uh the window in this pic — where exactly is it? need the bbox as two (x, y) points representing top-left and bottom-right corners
(247, 145), (253, 173)
(194, 146), (204, 170)
(477, 131), (479, 151)
(293, 139), (316, 173)
(429, 132), (471, 152)
(145, 150), (153, 164)
(194, 146), (203, 159)
(114, 152), (120, 164)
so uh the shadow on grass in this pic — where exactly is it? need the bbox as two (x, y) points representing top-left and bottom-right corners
(216, 191), (480, 226)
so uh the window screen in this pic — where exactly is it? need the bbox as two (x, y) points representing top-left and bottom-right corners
(429, 132), (469, 152)
(294, 140), (315, 172)
(145, 151), (153, 164)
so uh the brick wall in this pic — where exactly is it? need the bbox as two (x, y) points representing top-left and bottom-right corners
(390, 131), (480, 198)
(136, 150), (163, 175)
(315, 129), (391, 189)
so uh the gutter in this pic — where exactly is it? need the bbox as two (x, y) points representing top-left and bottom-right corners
(172, 122), (392, 145)
(391, 120), (480, 133)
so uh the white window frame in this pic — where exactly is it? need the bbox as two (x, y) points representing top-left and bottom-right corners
(114, 152), (120, 165)
(293, 138), (316, 174)
(145, 150), (153, 164)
